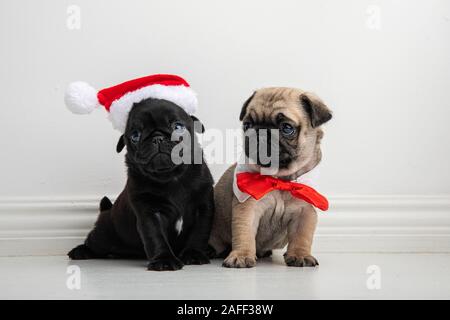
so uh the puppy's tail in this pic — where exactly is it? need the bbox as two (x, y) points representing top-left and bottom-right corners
(99, 196), (113, 211)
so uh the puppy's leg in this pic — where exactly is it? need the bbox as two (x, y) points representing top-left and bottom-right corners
(68, 208), (143, 260)
(284, 205), (319, 267)
(179, 188), (214, 265)
(68, 198), (116, 260)
(223, 200), (260, 268)
(68, 244), (99, 260)
(136, 212), (183, 271)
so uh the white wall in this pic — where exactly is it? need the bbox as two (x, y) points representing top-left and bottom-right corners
(1, 0), (450, 199)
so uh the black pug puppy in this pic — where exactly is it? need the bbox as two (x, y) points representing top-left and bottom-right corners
(68, 98), (214, 271)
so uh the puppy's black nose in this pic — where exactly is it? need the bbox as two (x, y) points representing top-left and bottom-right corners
(152, 135), (164, 145)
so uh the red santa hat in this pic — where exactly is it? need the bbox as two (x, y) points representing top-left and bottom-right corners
(64, 74), (198, 132)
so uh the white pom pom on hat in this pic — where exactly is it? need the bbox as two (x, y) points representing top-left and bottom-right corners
(64, 81), (99, 114)
(63, 74), (198, 132)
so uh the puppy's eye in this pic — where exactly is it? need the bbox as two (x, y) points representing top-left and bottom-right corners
(173, 122), (186, 134)
(130, 130), (141, 144)
(281, 123), (295, 136)
(243, 122), (253, 131)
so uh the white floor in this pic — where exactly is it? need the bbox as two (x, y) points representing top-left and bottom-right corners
(1, 252), (449, 300)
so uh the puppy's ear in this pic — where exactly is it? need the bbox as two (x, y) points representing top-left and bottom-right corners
(191, 115), (205, 133)
(300, 92), (332, 128)
(116, 135), (125, 153)
(239, 91), (256, 121)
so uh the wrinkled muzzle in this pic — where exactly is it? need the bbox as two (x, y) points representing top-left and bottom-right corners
(244, 128), (280, 170)
(134, 134), (179, 173)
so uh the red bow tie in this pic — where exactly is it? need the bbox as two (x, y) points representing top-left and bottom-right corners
(236, 172), (329, 211)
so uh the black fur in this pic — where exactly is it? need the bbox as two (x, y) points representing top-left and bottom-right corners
(68, 98), (215, 271)
(239, 92), (256, 121)
(99, 196), (112, 211)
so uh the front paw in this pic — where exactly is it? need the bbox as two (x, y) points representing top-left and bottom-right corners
(222, 251), (256, 268)
(68, 244), (94, 260)
(147, 256), (184, 271)
(180, 249), (210, 265)
(284, 253), (319, 267)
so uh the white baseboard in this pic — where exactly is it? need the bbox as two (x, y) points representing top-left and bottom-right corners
(314, 195), (450, 253)
(0, 197), (99, 257)
(0, 195), (449, 256)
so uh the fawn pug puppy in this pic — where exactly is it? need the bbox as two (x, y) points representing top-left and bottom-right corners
(209, 88), (332, 268)
(69, 98), (214, 271)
